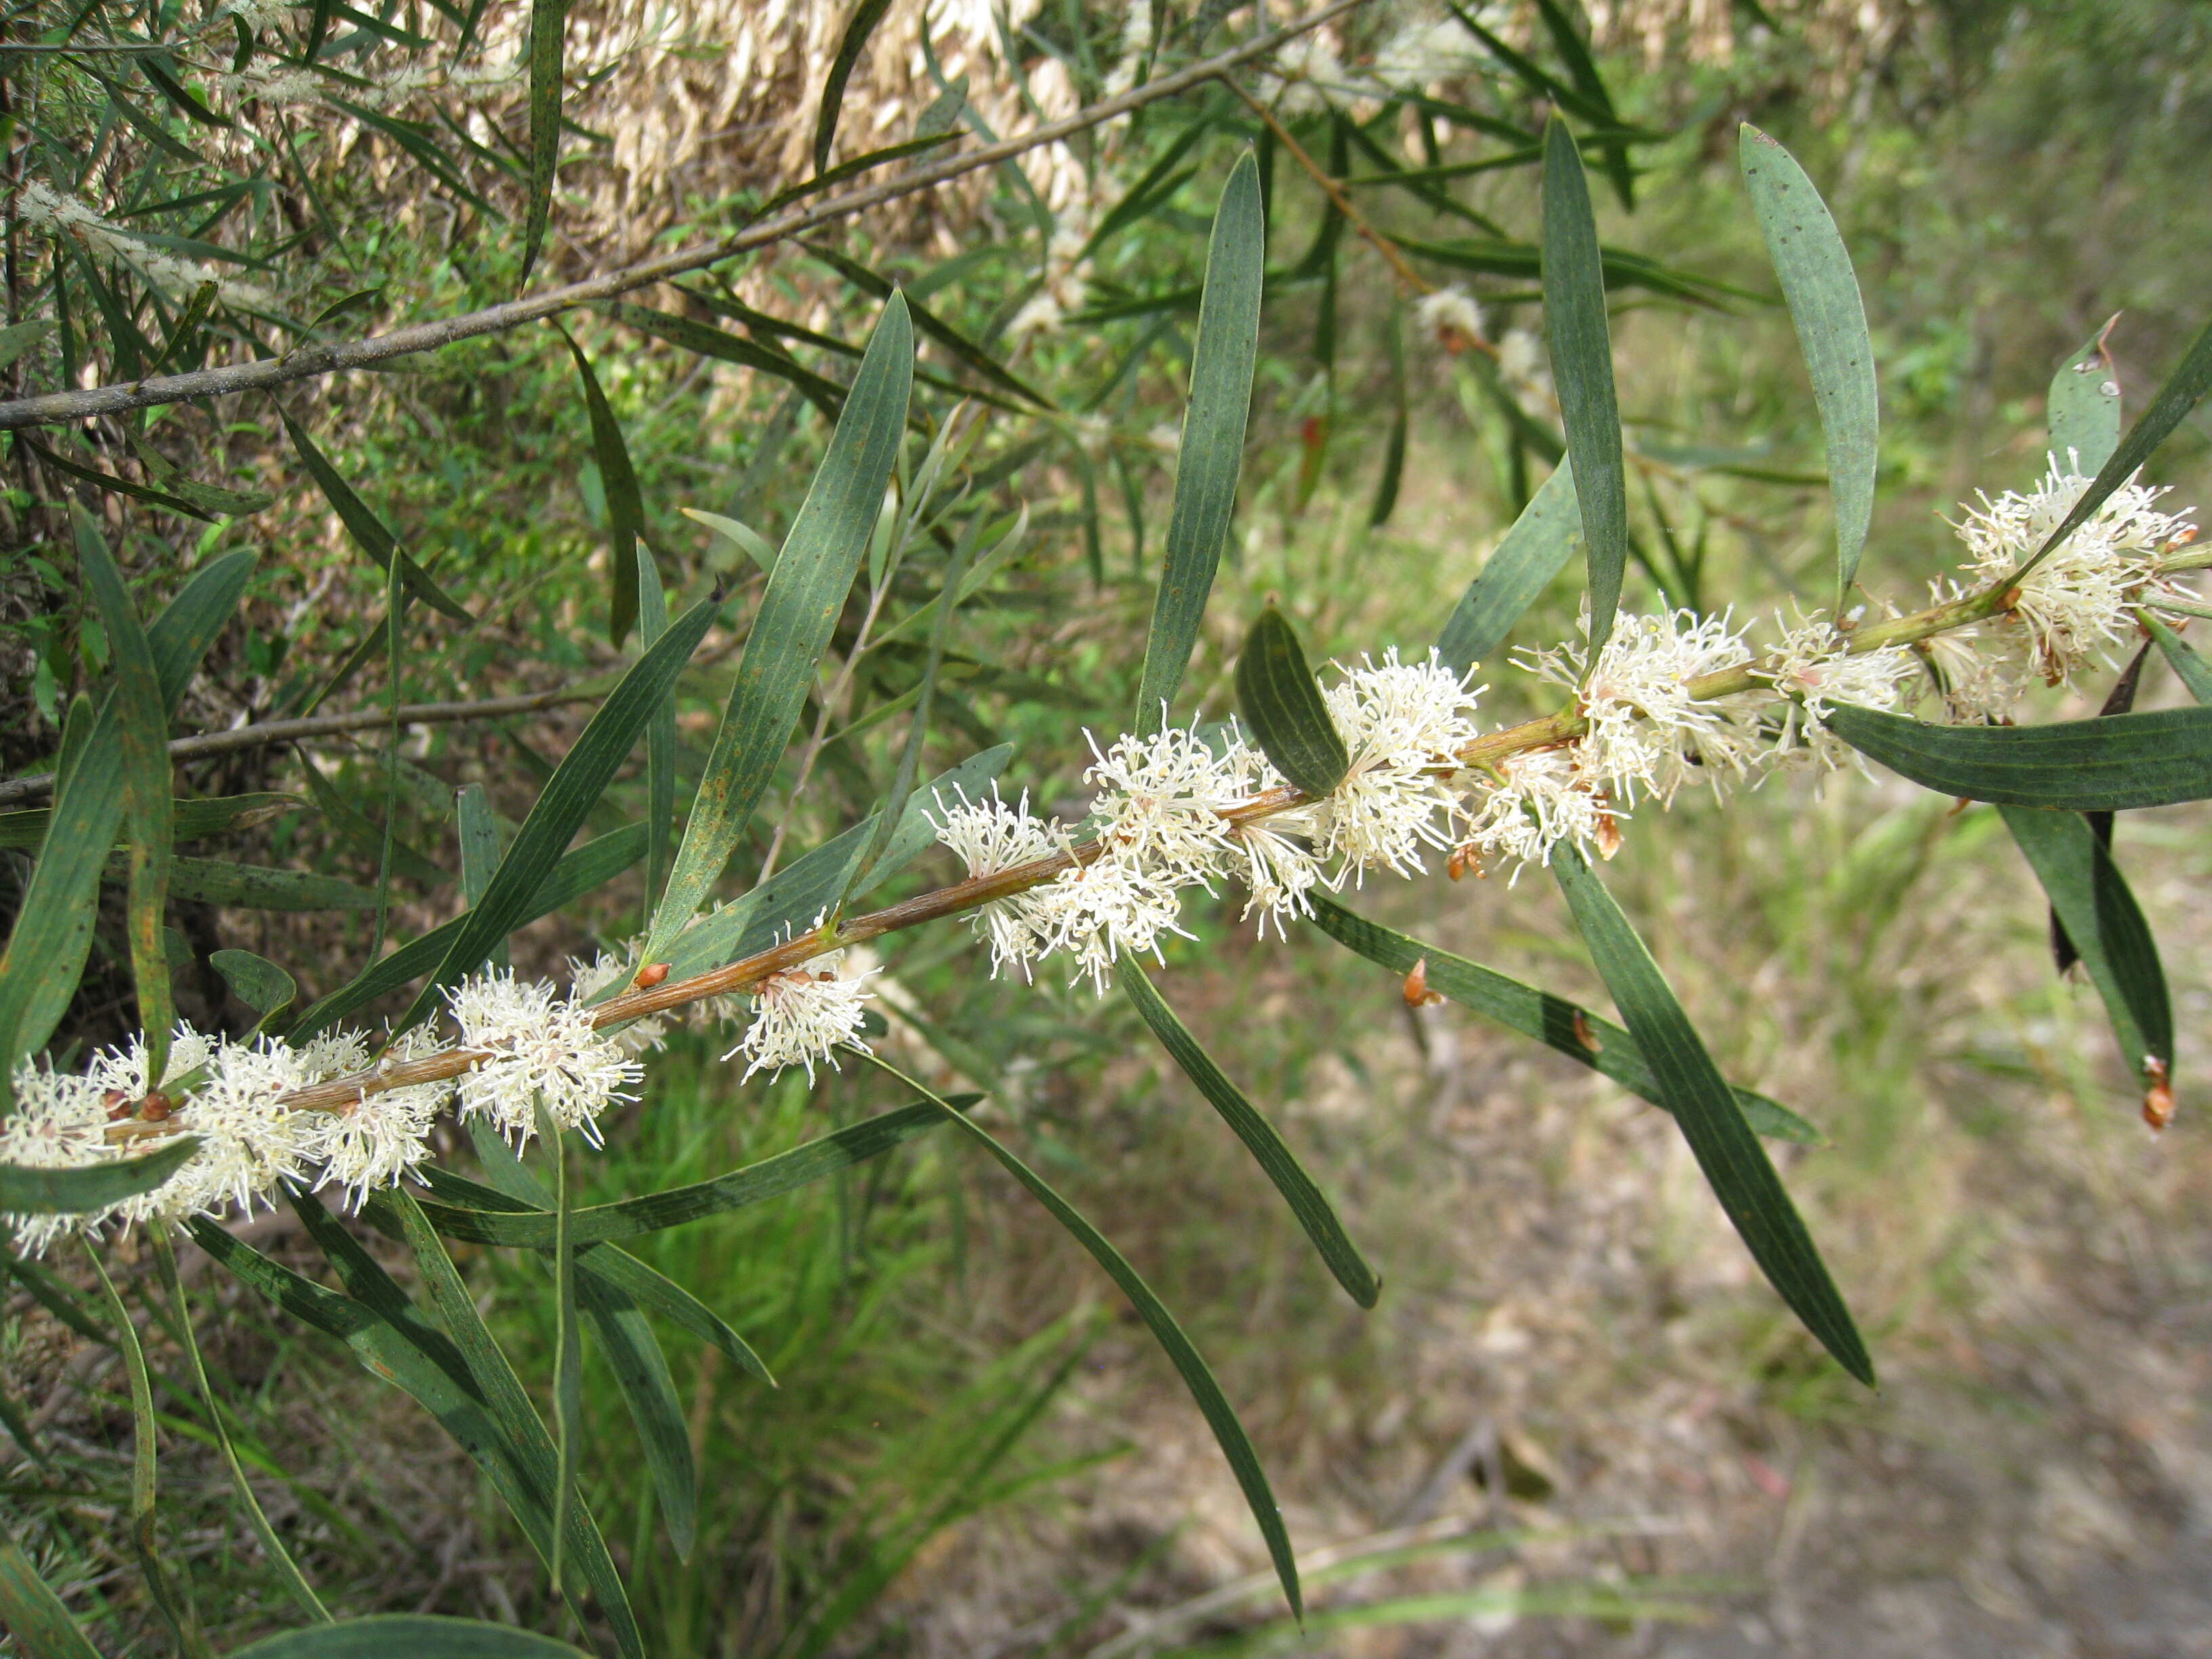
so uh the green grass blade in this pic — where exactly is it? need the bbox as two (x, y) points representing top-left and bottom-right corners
(1303, 896), (1821, 1143)
(644, 294), (912, 960)
(151, 1238), (329, 1623)
(1739, 126), (1879, 605)
(1434, 456), (1579, 674)
(1540, 118), (1629, 660)
(863, 1055), (1302, 1619)
(2049, 327), (2123, 474)
(1233, 605), (1349, 798)
(1120, 964), (1377, 1307)
(521, 0), (567, 278)
(1999, 806), (2172, 1096)
(638, 546), (676, 922)
(813, 0), (896, 171)
(1822, 703), (2212, 810)
(229, 1614), (594, 1657)
(1133, 150), (1263, 734)
(88, 1250), (211, 1656)
(1551, 847), (1872, 1385)
(289, 825), (642, 1038)
(75, 506), (175, 1082)
(2142, 613), (2212, 704)
(415, 1101), (947, 1246)
(576, 1271), (699, 1560)
(0, 1540), (102, 1659)
(2018, 318), (2212, 578)
(280, 413), (472, 621)
(399, 598), (717, 1028)
(561, 326), (645, 644)
(0, 1132), (199, 1213)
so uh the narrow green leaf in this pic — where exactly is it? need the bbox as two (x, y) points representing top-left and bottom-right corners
(2049, 324), (2123, 476)
(230, 1617), (593, 1658)
(209, 949), (296, 1023)
(806, 245), (1055, 411)
(611, 304), (845, 419)
(522, 0), (567, 279)
(2142, 613), (2212, 704)
(1532, 0), (1633, 207)
(550, 1128), (579, 1591)
(758, 132), (958, 218)
(0, 792), (303, 853)
(1552, 847), (1872, 1385)
(150, 551), (259, 713)
(1738, 126), (1879, 605)
(1304, 897), (1820, 1143)
(865, 1057), (1302, 1618)
(3, 1246), (112, 1342)
(682, 508), (778, 574)
(1823, 702), (2212, 811)
(1370, 304), (1408, 529)
(1434, 457), (1580, 674)
(281, 414), (472, 622)
(1999, 806), (2172, 1094)
(75, 508), (175, 1083)
(2019, 318), (2212, 577)
(1233, 605), (1347, 797)
(577, 1272), (698, 1560)
(0, 1132), (197, 1215)
(1541, 118), (1628, 661)
(0, 320), (54, 372)
(639, 546), (676, 922)
(560, 327), (644, 644)
(146, 857), (384, 912)
(813, 0), (897, 172)
(0, 1540), (102, 1659)
(402, 598), (717, 1029)
(17, 430), (213, 520)
(454, 781), (508, 974)
(152, 1240), (329, 1623)
(1133, 151), (1263, 734)
(289, 825), (645, 1039)
(1121, 965), (1376, 1306)
(643, 295), (912, 962)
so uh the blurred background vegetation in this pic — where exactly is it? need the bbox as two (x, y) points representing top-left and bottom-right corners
(3, 0), (2210, 1652)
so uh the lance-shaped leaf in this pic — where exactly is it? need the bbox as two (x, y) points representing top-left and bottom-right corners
(1121, 965), (1377, 1306)
(0, 793), (305, 853)
(1435, 457), (1580, 674)
(2049, 324), (2123, 476)
(1371, 304), (1409, 529)
(1739, 126), (1878, 605)
(522, 0), (567, 278)
(400, 599), (717, 1029)
(281, 414), (471, 621)
(1233, 605), (1347, 798)
(2143, 613), (2212, 705)
(2018, 318), (2212, 579)
(1133, 151), (1263, 734)
(642, 295), (912, 963)
(420, 1103), (947, 1246)
(230, 1617), (594, 1657)
(0, 1136), (199, 1214)
(210, 949), (296, 1026)
(808, 244), (1054, 411)
(1304, 897), (1821, 1144)
(638, 546), (676, 920)
(865, 1056), (1302, 1619)
(1823, 703), (2212, 811)
(1541, 118), (1628, 660)
(1552, 848), (1872, 1385)
(146, 857), (385, 912)
(0, 1540), (102, 1659)
(1999, 806), (2172, 1103)
(613, 304), (846, 418)
(577, 1273), (697, 1560)
(76, 507), (176, 1083)
(813, 0), (895, 171)
(560, 327), (644, 644)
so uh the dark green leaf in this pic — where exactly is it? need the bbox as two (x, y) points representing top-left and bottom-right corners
(1739, 126), (1878, 604)
(1134, 151), (1263, 733)
(2142, 613), (2212, 704)
(3, 1246), (112, 1343)
(280, 413), (472, 622)
(807, 245), (1055, 411)
(229, 1616), (592, 1658)
(146, 857), (384, 912)
(642, 295), (912, 961)
(639, 546), (676, 922)
(210, 948), (296, 1023)
(610, 302), (845, 419)
(2021, 318), (2212, 576)
(18, 431), (215, 520)
(0, 1540), (102, 1659)
(1541, 118), (1628, 661)
(402, 598), (717, 1029)
(1120, 964), (1376, 1305)
(1823, 702), (2212, 811)
(1552, 846), (1872, 1385)
(813, 0), (896, 172)
(1233, 605), (1347, 797)
(1532, 0), (1633, 207)
(522, 0), (567, 278)
(0, 1136), (197, 1215)
(577, 1273), (697, 1560)
(560, 327), (644, 644)
(0, 320), (54, 372)
(758, 133), (958, 218)
(1435, 457), (1580, 674)
(1999, 806), (2171, 1094)
(865, 1057), (1301, 1618)
(1304, 897), (1821, 1143)
(2049, 325), (2123, 476)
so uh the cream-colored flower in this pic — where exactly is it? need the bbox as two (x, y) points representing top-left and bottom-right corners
(449, 972), (642, 1149)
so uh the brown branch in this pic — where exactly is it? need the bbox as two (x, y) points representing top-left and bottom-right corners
(0, 684), (606, 808)
(0, 1), (1369, 432)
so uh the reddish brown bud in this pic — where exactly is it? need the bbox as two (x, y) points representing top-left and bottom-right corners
(140, 1092), (174, 1122)
(1595, 810), (1623, 861)
(2144, 1057), (2175, 1132)
(1401, 958), (1445, 1010)
(1572, 1009), (1603, 1053)
(634, 962), (671, 988)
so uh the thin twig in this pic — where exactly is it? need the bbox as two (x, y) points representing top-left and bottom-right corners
(0, 1), (1369, 432)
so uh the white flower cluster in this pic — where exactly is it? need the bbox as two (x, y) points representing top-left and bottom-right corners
(16, 181), (277, 311)
(1414, 287), (1487, 354)
(726, 943), (880, 1083)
